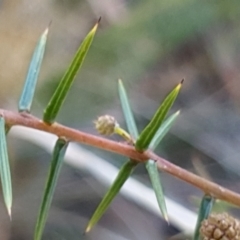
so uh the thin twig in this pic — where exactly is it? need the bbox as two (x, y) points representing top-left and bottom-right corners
(1, 108), (240, 207)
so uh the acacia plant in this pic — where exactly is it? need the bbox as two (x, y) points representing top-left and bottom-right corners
(0, 18), (240, 240)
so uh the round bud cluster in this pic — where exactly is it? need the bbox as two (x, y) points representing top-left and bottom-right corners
(200, 213), (240, 240)
(94, 115), (118, 136)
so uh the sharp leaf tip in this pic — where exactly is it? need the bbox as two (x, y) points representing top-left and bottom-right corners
(84, 226), (91, 234)
(8, 207), (12, 220)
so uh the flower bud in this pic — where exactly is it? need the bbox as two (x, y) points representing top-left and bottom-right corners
(94, 115), (119, 136)
(200, 212), (240, 240)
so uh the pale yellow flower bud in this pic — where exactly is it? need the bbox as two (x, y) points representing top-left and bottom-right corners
(94, 115), (119, 136)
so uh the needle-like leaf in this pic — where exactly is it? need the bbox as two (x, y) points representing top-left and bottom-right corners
(136, 80), (183, 151)
(85, 160), (138, 233)
(43, 19), (100, 123)
(34, 138), (68, 240)
(146, 159), (168, 221)
(145, 111), (180, 222)
(0, 116), (12, 218)
(118, 80), (181, 223)
(18, 26), (49, 112)
(149, 110), (180, 150)
(118, 79), (139, 139)
(193, 194), (214, 240)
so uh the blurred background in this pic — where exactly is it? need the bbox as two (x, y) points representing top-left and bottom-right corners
(1, 0), (240, 239)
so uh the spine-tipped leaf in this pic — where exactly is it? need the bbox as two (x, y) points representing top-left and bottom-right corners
(0, 117), (12, 217)
(34, 138), (68, 240)
(149, 110), (180, 150)
(145, 111), (180, 222)
(136, 80), (183, 151)
(18, 27), (49, 112)
(118, 79), (139, 139)
(146, 160), (168, 222)
(118, 80), (180, 223)
(94, 80), (139, 232)
(193, 194), (214, 240)
(43, 19), (100, 123)
(85, 160), (137, 233)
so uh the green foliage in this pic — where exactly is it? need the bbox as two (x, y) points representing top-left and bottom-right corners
(34, 138), (68, 240)
(146, 160), (168, 222)
(55, 0), (218, 114)
(136, 81), (182, 151)
(43, 19), (99, 123)
(9, 11), (183, 236)
(117, 80), (181, 223)
(118, 79), (139, 139)
(85, 160), (138, 233)
(3, 4), (236, 238)
(149, 111), (180, 150)
(18, 27), (49, 112)
(193, 194), (214, 240)
(144, 111), (180, 222)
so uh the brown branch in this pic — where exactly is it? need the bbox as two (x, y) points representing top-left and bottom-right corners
(1, 108), (240, 207)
